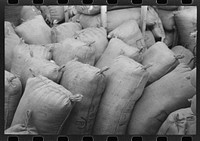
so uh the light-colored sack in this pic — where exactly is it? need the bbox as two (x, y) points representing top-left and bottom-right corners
(11, 75), (83, 134)
(5, 123), (38, 135)
(10, 48), (63, 89)
(51, 22), (82, 43)
(71, 13), (102, 29)
(74, 27), (108, 62)
(93, 55), (149, 134)
(157, 108), (196, 135)
(60, 60), (107, 134)
(15, 15), (52, 45)
(95, 38), (143, 69)
(142, 42), (181, 85)
(171, 46), (195, 69)
(51, 38), (96, 66)
(5, 21), (20, 71)
(108, 20), (145, 49)
(128, 63), (196, 135)
(174, 7), (197, 55)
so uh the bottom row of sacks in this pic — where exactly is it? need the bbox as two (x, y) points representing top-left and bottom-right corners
(5, 55), (196, 135)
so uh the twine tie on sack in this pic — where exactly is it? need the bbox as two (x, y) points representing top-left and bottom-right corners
(69, 94), (83, 102)
(97, 66), (110, 74)
(7, 76), (17, 88)
(29, 68), (37, 77)
(76, 117), (87, 129)
(174, 54), (185, 60)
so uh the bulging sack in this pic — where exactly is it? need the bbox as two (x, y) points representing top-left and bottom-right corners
(5, 21), (21, 71)
(95, 38), (143, 69)
(128, 63), (196, 135)
(93, 55), (149, 134)
(142, 42), (180, 85)
(108, 20), (145, 50)
(11, 75), (83, 134)
(15, 15), (52, 45)
(174, 7), (197, 55)
(60, 60), (107, 134)
(74, 27), (108, 62)
(157, 108), (196, 135)
(51, 38), (96, 66)
(11, 49), (63, 89)
(13, 39), (52, 60)
(171, 46), (195, 69)
(51, 22), (82, 43)
(5, 71), (22, 129)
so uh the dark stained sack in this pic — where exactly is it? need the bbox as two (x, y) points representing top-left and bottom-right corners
(11, 75), (83, 134)
(157, 108), (196, 135)
(144, 30), (155, 49)
(51, 22), (82, 43)
(128, 63), (196, 135)
(15, 15), (52, 45)
(171, 46), (195, 69)
(174, 7), (197, 55)
(108, 20), (145, 50)
(60, 60), (107, 134)
(51, 38), (96, 66)
(39, 6), (52, 25)
(142, 42), (180, 85)
(95, 38), (143, 69)
(74, 27), (108, 62)
(190, 68), (196, 88)
(163, 30), (177, 48)
(93, 55), (149, 134)
(5, 6), (23, 26)
(156, 9), (175, 31)
(5, 21), (21, 71)
(75, 6), (101, 15)
(10, 49), (63, 89)
(20, 6), (41, 22)
(5, 71), (22, 129)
